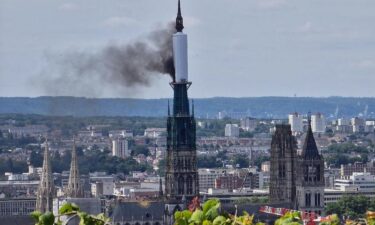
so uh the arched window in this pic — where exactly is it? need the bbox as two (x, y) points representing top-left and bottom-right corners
(278, 164), (286, 178)
(305, 193), (311, 207)
(178, 176), (184, 194)
(280, 143), (285, 157)
(304, 165), (309, 182)
(315, 193), (321, 206)
(186, 176), (193, 194)
(316, 165), (321, 181)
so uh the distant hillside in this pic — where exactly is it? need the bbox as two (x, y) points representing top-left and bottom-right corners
(0, 96), (374, 119)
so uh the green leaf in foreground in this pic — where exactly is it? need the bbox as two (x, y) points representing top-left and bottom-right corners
(203, 199), (220, 214)
(59, 202), (80, 214)
(39, 212), (55, 225)
(30, 211), (42, 222)
(212, 215), (228, 225)
(190, 210), (204, 224)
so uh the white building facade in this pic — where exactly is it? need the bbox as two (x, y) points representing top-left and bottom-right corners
(144, 128), (166, 138)
(240, 117), (258, 132)
(288, 112), (303, 133)
(225, 124), (239, 137)
(311, 113), (326, 133)
(334, 172), (375, 192)
(351, 117), (365, 133)
(112, 138), (130, 158)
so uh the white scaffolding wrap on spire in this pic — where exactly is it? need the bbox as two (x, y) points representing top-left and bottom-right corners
(173, 32), (188, 83)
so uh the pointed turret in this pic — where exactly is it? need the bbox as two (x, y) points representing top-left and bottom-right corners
(301, 112), (321, 159)
(176, 0), (184, 32)
(36, 140), (55, 212)
(66, 138), (84, 198)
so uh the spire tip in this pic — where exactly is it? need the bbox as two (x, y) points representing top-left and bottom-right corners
(175, 0), (184, 32)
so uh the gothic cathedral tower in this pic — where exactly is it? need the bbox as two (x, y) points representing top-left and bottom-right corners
(269, 124), (297, 205)
(165, 0), (199, 203)
(296, 114), (325, 214)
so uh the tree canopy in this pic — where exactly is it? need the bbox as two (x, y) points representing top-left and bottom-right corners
(325, 195), (375, 219)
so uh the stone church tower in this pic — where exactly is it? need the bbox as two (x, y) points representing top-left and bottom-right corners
(164, 2), (199, 224)
(36, 141), (55, 212)
(295, 115), (325, 214)
(164, 0), (199, 204)
(269, 124), (297, 205)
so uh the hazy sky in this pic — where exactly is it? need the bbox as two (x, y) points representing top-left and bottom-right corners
(0, 0), (374, 98)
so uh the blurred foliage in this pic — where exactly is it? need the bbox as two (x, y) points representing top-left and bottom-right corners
(239, 131), (254, 138)
(252, 156), (270, 169)
(232, 154), (250, 168)
(274, 211), (302, 225)
(234, 197), (268, 205)
(367, 211), (375, 225)
(31, 202), (110, 225)
(325, 141), (374, 167)
(0, 158), (28, 174)
(198, 155), (223, 168)
(325, 154), (368, 167)
(0, 131), (38, 151)
(325, 195), (375, 219)
(319, 214), (340, 225)
(132, 145), (150, 156)
(327, 143), (369, 154)
(174, 198), (264, 225)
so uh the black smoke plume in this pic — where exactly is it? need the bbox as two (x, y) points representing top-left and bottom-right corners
(37, 23), (175, 97)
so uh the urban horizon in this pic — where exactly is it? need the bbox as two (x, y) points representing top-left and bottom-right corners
(1, 1), (375, 225)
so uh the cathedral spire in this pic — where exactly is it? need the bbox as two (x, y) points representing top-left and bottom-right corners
(165, 0), (198, 204)
(36, 140), (55, 212)
(301, 112), (321, 159)
(175, 0), (184, 32)
(66, 137), (84, 198)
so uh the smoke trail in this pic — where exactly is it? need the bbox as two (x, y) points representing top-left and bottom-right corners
(36, 23), (175, 97)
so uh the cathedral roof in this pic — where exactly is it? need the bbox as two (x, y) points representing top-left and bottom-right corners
(110, 201), (164, 222)
(301, 115), (321, 160)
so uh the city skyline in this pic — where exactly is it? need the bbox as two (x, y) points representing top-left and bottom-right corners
(1, 0), (375, 98)
(1, 1), (375, 224)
